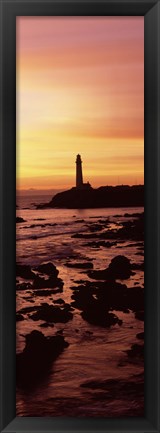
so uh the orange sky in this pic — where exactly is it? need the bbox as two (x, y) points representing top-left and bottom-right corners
(16, 17), (144, 190)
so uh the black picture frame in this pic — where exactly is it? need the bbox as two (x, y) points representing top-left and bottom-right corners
(0, 0), (160, 432)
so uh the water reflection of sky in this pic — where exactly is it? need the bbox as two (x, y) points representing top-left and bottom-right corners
(16, 203), (144, 417)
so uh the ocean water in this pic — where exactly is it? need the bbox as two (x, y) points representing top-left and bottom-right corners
(16, 194), (144, 417)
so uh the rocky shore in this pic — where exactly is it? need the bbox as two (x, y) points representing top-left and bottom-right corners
(37, 185), (144, 209)
(16, 209), (144, 416)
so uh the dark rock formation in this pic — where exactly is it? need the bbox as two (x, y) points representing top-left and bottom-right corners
(71, 213), (144, 242)
(33, 288), (62, 296)
(115, 213), (144, 241)
(16, 264), (35, 280)
(30, 303), (73, 323)
(16, 313), (25, 321)
(54, 298), (64, 304)
(84, 241), (116, 249)
(81, 308), (122, 328)
(126, 343), (144, 359)
(16, 330), (69, 388)
(32, 274), (63, 290)
(71, 278), (144, 317)
(71, 285), (122, 327)
(16, 262), (64, 291)
(16, 217), (26, 223)
(88, 255), (133, 280)
(37, 185), (144, 209)
(107, 255), (133, 279)
(16, 282), (32, 291)
(35, 262), (59, 277)
(18, 305), (38, 314)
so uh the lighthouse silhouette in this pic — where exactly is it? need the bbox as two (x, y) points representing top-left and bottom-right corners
(75, 154), (91, 189)
(76, 154), (83, 188)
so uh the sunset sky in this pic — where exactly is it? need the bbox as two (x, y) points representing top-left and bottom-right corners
(16, 17), (144, 191)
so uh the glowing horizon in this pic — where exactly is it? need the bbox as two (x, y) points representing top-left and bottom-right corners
(16, 17), (144, 191)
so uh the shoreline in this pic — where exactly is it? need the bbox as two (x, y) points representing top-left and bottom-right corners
(16, 207), (144, 417)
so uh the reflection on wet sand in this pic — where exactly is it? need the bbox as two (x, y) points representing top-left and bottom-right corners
(16, 205), (144, 417)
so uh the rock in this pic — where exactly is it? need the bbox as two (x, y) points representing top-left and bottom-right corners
(86, 223), (104, 232)
(97, 282), (144, 313)
(33, 218), (46, 221)
(116, 213), (144, 241)
(16, 264), (35, 280)
(30, 303), (73, 323)
(16, 217), (26, 223)
(40, 322), (54, 328)
(16, 282), (32, 291)
(37, 185), (144, 209)
(87, 268), (109, 280)
(84, 241), (116, 249)
(81, 308), (122, 328)
(71, 284), (122, 327)
(18, 306), (38, 314)
(16, 314), (25, 321)
(126, 343), (144, 359)
(107, 255), (132, 279)
(74, 279), (86, 284)
(84, 241), (100, 249)
(72, 233), (99, 239)
(16, 330), (69, 388)
(71, 289), (95, 311)
(54, 298), (64, 304)
(88, 255), (133, 280)
(33, 288), (62, 296)
(35, 262), (59, 278)
(71, 280), (144, 315)
(73, 219), (85, 223)
(32, 275), (63, 290)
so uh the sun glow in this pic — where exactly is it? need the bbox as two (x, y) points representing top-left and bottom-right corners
(16, 16), (144, 191)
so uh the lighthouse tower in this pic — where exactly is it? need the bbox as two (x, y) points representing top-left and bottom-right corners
(76, 154), (83, 188)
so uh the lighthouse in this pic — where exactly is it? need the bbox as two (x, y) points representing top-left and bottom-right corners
(76, 154), (83, 188)
(75, 154), (91, 189)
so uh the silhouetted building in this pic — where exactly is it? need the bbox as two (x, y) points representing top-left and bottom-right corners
(76, 154), (83, 188)
(75, 154), (91, 189)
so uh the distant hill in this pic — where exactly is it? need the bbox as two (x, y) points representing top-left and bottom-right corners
(37, 185), (144, 209)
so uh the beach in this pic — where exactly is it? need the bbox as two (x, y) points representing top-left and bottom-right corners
(16, 194), (144, 417)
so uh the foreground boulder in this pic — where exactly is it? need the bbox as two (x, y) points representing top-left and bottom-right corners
(35, 262), (59, 277)
(88, 255), (133, 280)
(30, 303), (73, 323)
(81, 308), (122, 328)
(107, 255), (133, 279)
(71, 279), (144, 316)
(16, 330), (69, 388)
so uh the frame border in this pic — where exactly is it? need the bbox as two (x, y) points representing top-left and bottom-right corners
(0, 1), (160, 432)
